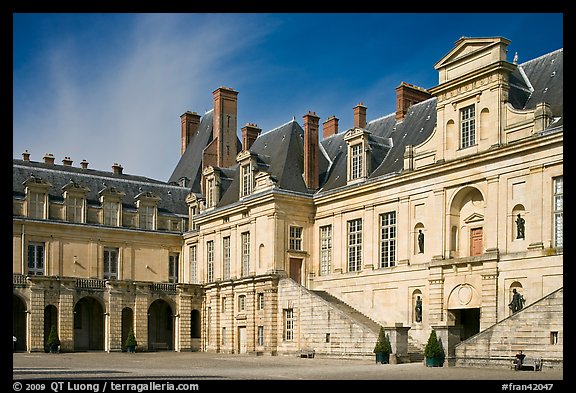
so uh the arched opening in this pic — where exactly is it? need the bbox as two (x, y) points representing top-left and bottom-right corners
(446, 119), (456, 150)
(447, 284), (481, 341)
(74, 297), (105, 351)
(121, 307), (134, 352)
(13, 295), (27, 352)
(43, 305), (58, 353)
(449, 186), (485, 258)
(190, 309), (201, 352)
(148, 299), (174, 351)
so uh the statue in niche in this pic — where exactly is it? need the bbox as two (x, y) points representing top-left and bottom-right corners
(508, 289), (525, 313)
(418, 230), (424, 253)
(415, 296), (423, 322)
(516, 214), (525, 239)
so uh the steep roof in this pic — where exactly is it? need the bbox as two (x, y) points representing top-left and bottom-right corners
(13, 159), (190, 215)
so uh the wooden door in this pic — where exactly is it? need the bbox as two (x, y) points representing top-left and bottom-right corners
(470, 227), (483, 256)
(289, 258), (302, 284)
(238, 326), (247, 354)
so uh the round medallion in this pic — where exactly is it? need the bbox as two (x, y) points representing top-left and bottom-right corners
(458, 285), (472, 305)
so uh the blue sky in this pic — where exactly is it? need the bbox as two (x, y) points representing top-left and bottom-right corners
(13, 13), (563, 181)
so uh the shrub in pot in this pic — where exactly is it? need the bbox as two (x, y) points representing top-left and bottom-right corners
(424, 329), (444, 367)
(125, 328), (138, 353)
(47, 325), (60, 354)
(373, 327), (392, 364)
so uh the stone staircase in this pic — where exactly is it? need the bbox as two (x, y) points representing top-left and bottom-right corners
(407, 338), (425, 363)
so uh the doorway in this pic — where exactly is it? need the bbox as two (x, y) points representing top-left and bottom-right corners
(238, 326), (247, 354)
(453, 308), (480, 341)
(470, 227), (483, 256)
(289, 258), (302, 284)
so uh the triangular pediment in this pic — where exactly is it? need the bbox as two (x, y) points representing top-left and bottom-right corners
(434, 36), (510, 70)
(464, 212), (484, 224)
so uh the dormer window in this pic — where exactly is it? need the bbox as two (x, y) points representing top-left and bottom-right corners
(460, 104), (476, 149)
(23, 175), (51, 220)
(62, 180), (90, 224)
(206, 178), (215, 208)
(99, 186), (125, 227)
(135, 191), (160, 230)
(237, 150), (256, 199)
(344, 128), (371, 183)
(242, 163), (252, 196)
(202, 166), (221, 209)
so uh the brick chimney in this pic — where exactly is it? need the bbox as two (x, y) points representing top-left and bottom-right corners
(180, 111), (201, 155)
(22, 150), (30, 161)
(303, 111), (320, 190)
(395, 82), (432, 121)
(112, 163), (123, 175)
(212, 86), (239, 168)
(80, 160), (89, 169)
(62, 156), (73, 166)
(322, 115), (339, 139)
(43, 153), (55, 165)
(353, 103), (367, 129)
(241, 123), (261, 151)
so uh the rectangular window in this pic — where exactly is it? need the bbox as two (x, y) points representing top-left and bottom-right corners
(242, 164), (252, 197)
(103, 200), (120, 226)
(103, 247), (119, 280)
(27, 242), (45, 275)
(139, 205), (154, 230)
(380, 212), (397, 268)
(29, 191), (45, 219)
(221, 297), (226, 313)
(238, 295), (246, 311)
(348, 218), (362, 272)
(320, 225), (332, 275)
(168, 253), (179, 283)
(284, 309), (294, 341)
(460, 105), (476, 148)
(206, 179), (214, 208)
(257, 293), (265, 310)
(207, 307), (211, 344)
(221, 327), (226, 346)
(222, 236), (231, 280)
(67, 195), (83, 223)
(258, 326), (265, 346)
(241, 232), (250, 277)
(553, 176), (563, 249)
(350, 144), (363, 180)
(207, 240), (214, 283)
(190, 245), (198, 284)
(289, 226), (303, 251)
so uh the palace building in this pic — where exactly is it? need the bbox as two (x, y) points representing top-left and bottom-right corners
(13, 37), (563, 367)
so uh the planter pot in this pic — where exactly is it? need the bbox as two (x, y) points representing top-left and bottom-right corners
(49, 344), (59, 353)
(375, 352), (390, 364)
(127, 346), (136, 353)
(425, 356), (444, 367)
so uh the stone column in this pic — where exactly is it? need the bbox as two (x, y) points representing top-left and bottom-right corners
(177, 284), (192, 351)
(428, 266), (445, 325)
(58, 278), (76, 352)
(398, 196), (410, 265)
(134, 283), (149, 352)
(527, 165), (544, 250)
(106, 281), (124, 352)
(481, 263), (498, 329)
(28, 284), (45, 352)
(383, 324), (411, 363)
(484, 175), (500, 253)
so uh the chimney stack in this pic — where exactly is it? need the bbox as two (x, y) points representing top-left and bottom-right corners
(80, 159), (89, 169)
(322, 115), (339, 139)
(395, 82), (432, 121)
(22, 150), (30, 161)
(180, 111), (201, 156)
(212, 86), (239, 168)
(353, 103), (367, 129)
(241, 123), (261, 151)
(62, 156), (73, 166)
(43, 153), (55, 165)
(303, 111), (320, 190)
(112, 163), (123, 175)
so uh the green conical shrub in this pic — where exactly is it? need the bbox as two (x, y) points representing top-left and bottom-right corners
(424, 329), (443, 358)
(373, 327), (392, 354)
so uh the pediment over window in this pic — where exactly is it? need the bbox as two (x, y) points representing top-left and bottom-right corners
(62, 179), (90, 194)
(464, 212), (484, 224)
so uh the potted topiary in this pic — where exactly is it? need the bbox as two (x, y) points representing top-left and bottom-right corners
(47, 325), (60, 353)
(424, 329), (444, 367)
(125, 328), (138, 353)
(373, 327), (392, 364)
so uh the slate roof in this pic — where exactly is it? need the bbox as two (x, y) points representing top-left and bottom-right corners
(13, 159), (190, 216)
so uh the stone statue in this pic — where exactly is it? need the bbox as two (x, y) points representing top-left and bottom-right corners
(516, 214), (525, 239)
(415, 296), (422, 322)
(508, 289), (524, 313)
(418, 230), (424, 253)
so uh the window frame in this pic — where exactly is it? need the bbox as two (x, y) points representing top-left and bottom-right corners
(347, 218), (362, 272)
(460, 104), (476, 149)
(553, 176), (563, 249)
(206, 240), (214, 283)
(320, 225), (332, 276)
(27, 242), (45, 276)
(380, 212), (397, 268)
(103, 247), (119, 280)
(168, 253), (179, 283)
(289, 226), (303, 251)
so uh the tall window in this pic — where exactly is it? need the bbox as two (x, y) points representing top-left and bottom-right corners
(241, 232), (250, 277)
(348, 219), (362, 272)
(241, 163), (252, 197)
(66, 195), (84, 223)
(206, 178), (215, 208)
(168, 253), (179, 283)
(284, 309), (294, 341)
(553, 176), (563, 249)
(320, 225), (332, 276)
(207, 240), (214, 283)
(258, 326), (265, 346)
(350, 144), (363, 180)
(238, 295), (246, 311)
(222, 236), (231, 280)
(139, 205), (154, 230)
(28, 191), (45, 219)
(103, 247), (119, 279)
(221, 327), (226, 346)
(460, 105), (476, 148)
(190, 245), (198, 284)
(380, 212), (397, 268)
(257, 293), (265, 310)
(103, 200), (120, 226)
(289, 226), (303, 251)
(27, 242), (45, 275)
